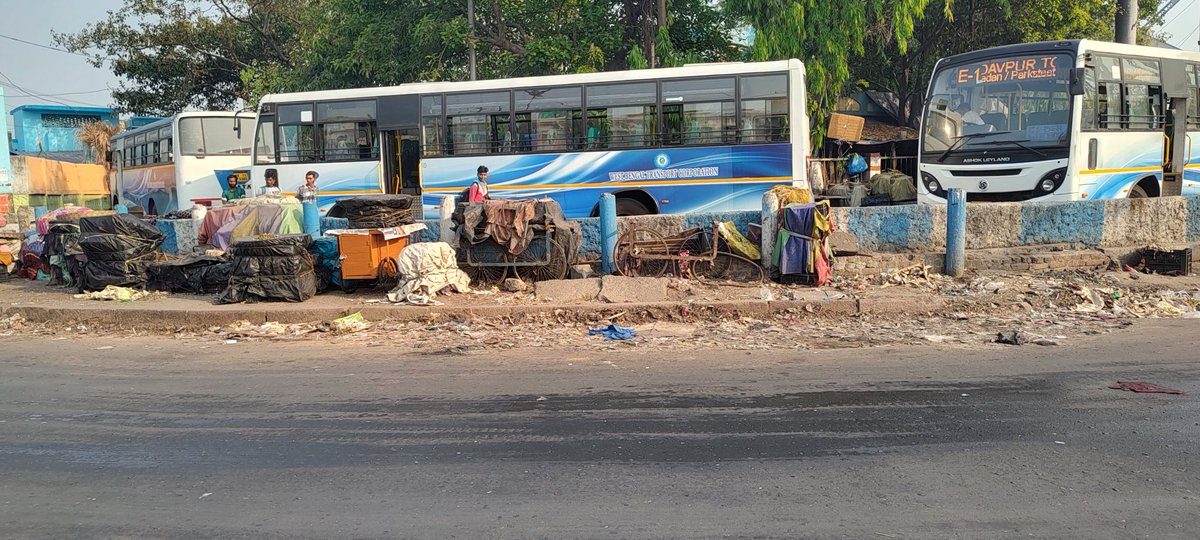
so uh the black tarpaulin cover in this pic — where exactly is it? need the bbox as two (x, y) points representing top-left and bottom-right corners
(216, 234), (317, 304)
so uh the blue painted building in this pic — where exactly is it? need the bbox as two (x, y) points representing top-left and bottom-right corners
(9, 105), (119, 154)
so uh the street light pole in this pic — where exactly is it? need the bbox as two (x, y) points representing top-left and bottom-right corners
(1115, 0), (1138, 44)
(467, 0), (477, 81)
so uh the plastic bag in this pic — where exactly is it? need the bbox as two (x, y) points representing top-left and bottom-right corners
(846, 153), (868, 175)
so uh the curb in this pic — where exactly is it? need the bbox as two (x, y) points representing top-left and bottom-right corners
(0, 294), (946, 331)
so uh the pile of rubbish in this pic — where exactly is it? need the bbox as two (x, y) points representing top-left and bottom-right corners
(216, 234), (317, 304)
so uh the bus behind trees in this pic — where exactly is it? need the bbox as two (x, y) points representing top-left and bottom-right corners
(110, 112), (252, 214)
(250, 60), (809, 218)
(918, 40), (1200, 204)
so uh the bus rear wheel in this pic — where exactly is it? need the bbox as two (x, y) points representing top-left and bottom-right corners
(616, 197), (651, 216)
(1128, 184), (1149, 198)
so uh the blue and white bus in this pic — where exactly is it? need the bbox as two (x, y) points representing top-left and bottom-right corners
(250, 60), (808, 218)
(918, 40), (1200, 203)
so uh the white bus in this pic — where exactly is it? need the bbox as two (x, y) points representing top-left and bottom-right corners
(918, 40), (1199, 203)
(110, 112), (253, 214)
(249, 60), (808, 218)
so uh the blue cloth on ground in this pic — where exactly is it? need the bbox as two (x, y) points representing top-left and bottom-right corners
(589, 324), (637, 340)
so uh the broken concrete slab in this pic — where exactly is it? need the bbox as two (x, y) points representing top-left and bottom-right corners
(569, 264), (596, 279)
(828, 230), (860, 255)
(534, 278), (601, 302)
(599, 275), (669, 303)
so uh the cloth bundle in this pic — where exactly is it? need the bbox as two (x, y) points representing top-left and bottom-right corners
(75, 214), (165, 291)
(216, 234), (317, 303)
(774, 201), (834, 286)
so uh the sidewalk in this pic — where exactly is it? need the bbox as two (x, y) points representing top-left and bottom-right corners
(0, 276), (943, 331)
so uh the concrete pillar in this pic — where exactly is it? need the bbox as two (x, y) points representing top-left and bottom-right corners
(439, 195), (456, 246)
(599, 193), (618, 275)
(760, 191), (780, 274)
(945, 188), (966, 277)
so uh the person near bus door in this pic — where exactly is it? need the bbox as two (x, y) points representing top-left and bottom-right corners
(467, 165), (491, 203)
(296, 170), (319, 204)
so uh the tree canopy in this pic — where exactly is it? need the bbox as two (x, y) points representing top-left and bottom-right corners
(60, 0), (1169, 145)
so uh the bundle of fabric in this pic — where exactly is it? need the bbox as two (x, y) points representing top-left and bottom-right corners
(767, 184), (813, 207)
(76, 214), (165, 291)
(35, 206), (95, 235)
(454, 198), (581, 263)
(774, 201), (834, 286)
(386, 242), (470, 305)
(40, 220), (82, 287)
(216, 234), (317, 303)
(868, 170), (917, 203)
(198, 202), (303, 251)
(146, 255), (232, 294)
(328, 195), (419, 228)
(309, 236), (343, 292)
(16, 239), (46, 280)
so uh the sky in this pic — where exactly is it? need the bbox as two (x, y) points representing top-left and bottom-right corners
(0, 0), (1198, 119)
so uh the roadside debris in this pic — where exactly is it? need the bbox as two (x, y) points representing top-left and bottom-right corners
(1108, 381), (1184, 394)
(588, 324), (637, 340)
(73, 285), (155, 302)
(329, 312), (371, 334)
(994, 330), (1028, 346)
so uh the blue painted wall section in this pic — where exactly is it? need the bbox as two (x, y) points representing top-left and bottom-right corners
(1019, 200), (1105, 246)
(845, 205), (932, 251)
(320, 217), (349, 234)
(1187, 196), (1200, 243)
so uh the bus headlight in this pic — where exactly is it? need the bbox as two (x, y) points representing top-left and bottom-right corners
(1038, 168), (1067, 193)
(921, 172), (944, 196)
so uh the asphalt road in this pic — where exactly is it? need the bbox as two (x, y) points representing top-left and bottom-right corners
(1, 321), (1198, 539)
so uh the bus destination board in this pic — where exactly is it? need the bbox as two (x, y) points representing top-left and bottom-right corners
(956, 56), (1062, 85)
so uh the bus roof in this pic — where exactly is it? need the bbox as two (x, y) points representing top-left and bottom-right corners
(259, 59), (804, 105)
(112, 111), (246, 141)
(935, 39), (1200, 70)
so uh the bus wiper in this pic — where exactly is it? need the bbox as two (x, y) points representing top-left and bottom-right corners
(937, 131), (1014, 162)
(977, 139), (1047, 158)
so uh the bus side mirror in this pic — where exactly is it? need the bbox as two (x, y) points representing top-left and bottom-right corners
(234, 117), (243, 138)
(1069, 67), (1086, 96)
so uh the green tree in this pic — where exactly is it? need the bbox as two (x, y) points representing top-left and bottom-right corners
(725, 0), (932, 144)
(852, 0), (1164, 129)
(55, 0), (298, 115)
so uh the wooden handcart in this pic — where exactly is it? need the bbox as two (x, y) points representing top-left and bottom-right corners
(331, 224), (424, 293)
(613, 221), (764, 282)
(458, 224), (570, 286)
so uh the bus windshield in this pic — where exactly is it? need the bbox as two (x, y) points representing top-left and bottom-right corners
(179, 116), (252, 156)
(922, 53), (1073, 158)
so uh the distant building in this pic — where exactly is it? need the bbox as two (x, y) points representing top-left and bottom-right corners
(9, 105), (119, 154)
(8, 105), (164, 164)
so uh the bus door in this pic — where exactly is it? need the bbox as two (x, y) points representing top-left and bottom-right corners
(378, 95), (422, 196)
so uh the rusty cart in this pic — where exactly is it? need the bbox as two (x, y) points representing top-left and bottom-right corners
(613, 221), (764, 282)
(458, 226), (570, 285)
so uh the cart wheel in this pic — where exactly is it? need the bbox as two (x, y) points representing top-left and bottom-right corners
(376, 257), (400, 289)
(463, 262), (508, 287)
(696, 251), (764, 283)
(614, 228), (670, 278)
(516, 235), (568, 282)
(342, 282), (360, 294)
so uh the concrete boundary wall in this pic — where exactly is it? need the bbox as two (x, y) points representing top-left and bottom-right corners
(155, 195), (1200, 257)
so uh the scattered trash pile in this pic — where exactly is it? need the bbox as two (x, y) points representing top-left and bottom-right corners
(216, 234), (317, 303)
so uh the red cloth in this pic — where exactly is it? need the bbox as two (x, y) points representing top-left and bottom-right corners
(1108, 381), (1183, 394)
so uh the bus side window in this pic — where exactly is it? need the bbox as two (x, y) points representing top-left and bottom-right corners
(1097, 82), (1121, 129)
(1082, 67), (1097, 130)
(739, 74), (788, 143)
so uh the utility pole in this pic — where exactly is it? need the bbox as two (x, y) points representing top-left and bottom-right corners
(1115, 0), (1138, 44)
(467, 0), (477, 80)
